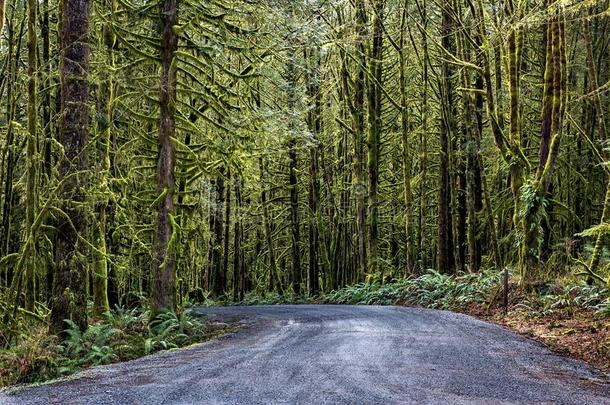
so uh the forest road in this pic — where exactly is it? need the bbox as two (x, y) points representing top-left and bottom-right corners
(2, 304), (610, 404)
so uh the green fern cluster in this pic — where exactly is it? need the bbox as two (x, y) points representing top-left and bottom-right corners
(56, 320), (121, 373)
(146, 311), (207, 354)
(322, 271), (610, 316)
(0, 307), (218, 386)
(520, 283), (610, 316)
(323, 269), (502, 309)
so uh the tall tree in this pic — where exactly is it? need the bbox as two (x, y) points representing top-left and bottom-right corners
(50, 0), (92, 333)
(151, 0), (178, 314)
(437, 0), (455, 273)
(367, 0), (384, 277)
(24, 0), (38, 311)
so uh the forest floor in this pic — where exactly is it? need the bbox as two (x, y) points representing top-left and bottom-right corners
(473, 306), (610, 373)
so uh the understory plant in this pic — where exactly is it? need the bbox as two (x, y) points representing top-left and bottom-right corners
(322, 269), (610, 317)
(0, 307), (222, 387)
(323, 269), (502, 309)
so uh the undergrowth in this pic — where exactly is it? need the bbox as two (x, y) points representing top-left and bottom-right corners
(0, 308), (226, 387)
(322, 269), (610, 316)
(201, 268), (610, 317)
(323, 269), (503, 308)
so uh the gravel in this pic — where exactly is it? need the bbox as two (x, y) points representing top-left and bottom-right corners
(1, 304), (609, 404)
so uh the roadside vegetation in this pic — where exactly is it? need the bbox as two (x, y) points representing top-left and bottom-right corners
(0, 307), (231, 387)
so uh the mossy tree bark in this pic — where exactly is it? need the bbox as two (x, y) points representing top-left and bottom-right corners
(306, 44), (321, 295)
(518, 0), (566, 284)
(398, 1), (414, 275)
(354, 0), (368, 281)
(583, 11), (609, 277)
(367, 0), (384, 278)
(24, 0), (38, 311)
(151, 0), (178, 315)
(50, 0), (92, 334)
(92, 0), (117, 315)
(438, 0), (456, 274)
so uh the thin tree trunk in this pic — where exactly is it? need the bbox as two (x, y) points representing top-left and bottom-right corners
(222, 170), (231, 293)
(438, 0), (455, 274)
(24, 0), (38, 311)
(584, 11), (609, 275)
(398, 1), (414, 275)
(367, 0), (384, 277)
(232, 176), (243, 301)
(0, 11), (21, 273)
(210, 172), (225, 296)
(417, 0), (429, 270)
(260, 157), (279, 292)
(306, 46), (321, 296)
(354, 0), (368, 280)
(93, 0), (116, 315)
(286, 31), (302, 295)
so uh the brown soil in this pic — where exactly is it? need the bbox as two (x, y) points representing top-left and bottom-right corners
(465, 305), (610, 373)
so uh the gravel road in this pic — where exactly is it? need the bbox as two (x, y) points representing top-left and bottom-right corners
(1, 305), (609, 404)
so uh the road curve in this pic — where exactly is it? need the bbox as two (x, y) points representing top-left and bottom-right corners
(1, 305), (609, 404)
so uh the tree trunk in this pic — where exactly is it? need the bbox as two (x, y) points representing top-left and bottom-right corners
(519, 0), (566, 284)
(584, 11), (609, 275)
(438, 0), (455, 274)
(354, 0), (368, 280)
(260, 157), (279, 292)
(286, 32), (302, 295)
(306, 46), (321, 296)
(367, 0), (384, 278)
(222, 170), (231, 293)
(151, 0), (178, 314)
(398, 2), (414, 275)
(24, 0), (38, 311)
(210, 172), (225, 297)
(232, 176), (244, 301)
(93, 0), (116, 315)
(50, 0), (92, 333)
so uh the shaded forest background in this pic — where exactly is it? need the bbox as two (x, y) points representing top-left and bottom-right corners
(0, 0), (608, 345)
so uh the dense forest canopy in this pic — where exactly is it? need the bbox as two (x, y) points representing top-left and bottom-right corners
(0, 0), (608, 343)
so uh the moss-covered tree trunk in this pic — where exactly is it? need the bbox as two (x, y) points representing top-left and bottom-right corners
(285, 21), (302, 295)
(24, 0), (38, 311)
(354, 0), (368, 281)
(209, 172), (225, 297)
(232, 176), (244, 301)
(398, 3), (414, 275)
(259, 157), (279, 293)
(367, 0), (384, 278)
(222, 170), (231, 294)
(306, 44), (321, 295)
(50, 0), (92, 334)
(438, 0), (455, 274)
(417, 2), (429, 270)
(92, 0), (117, 315)
(583, 12), (609, 276)
(518, 0), (566, 284)
(0, 9), (19, 285)
(151, 0), (178, 315)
